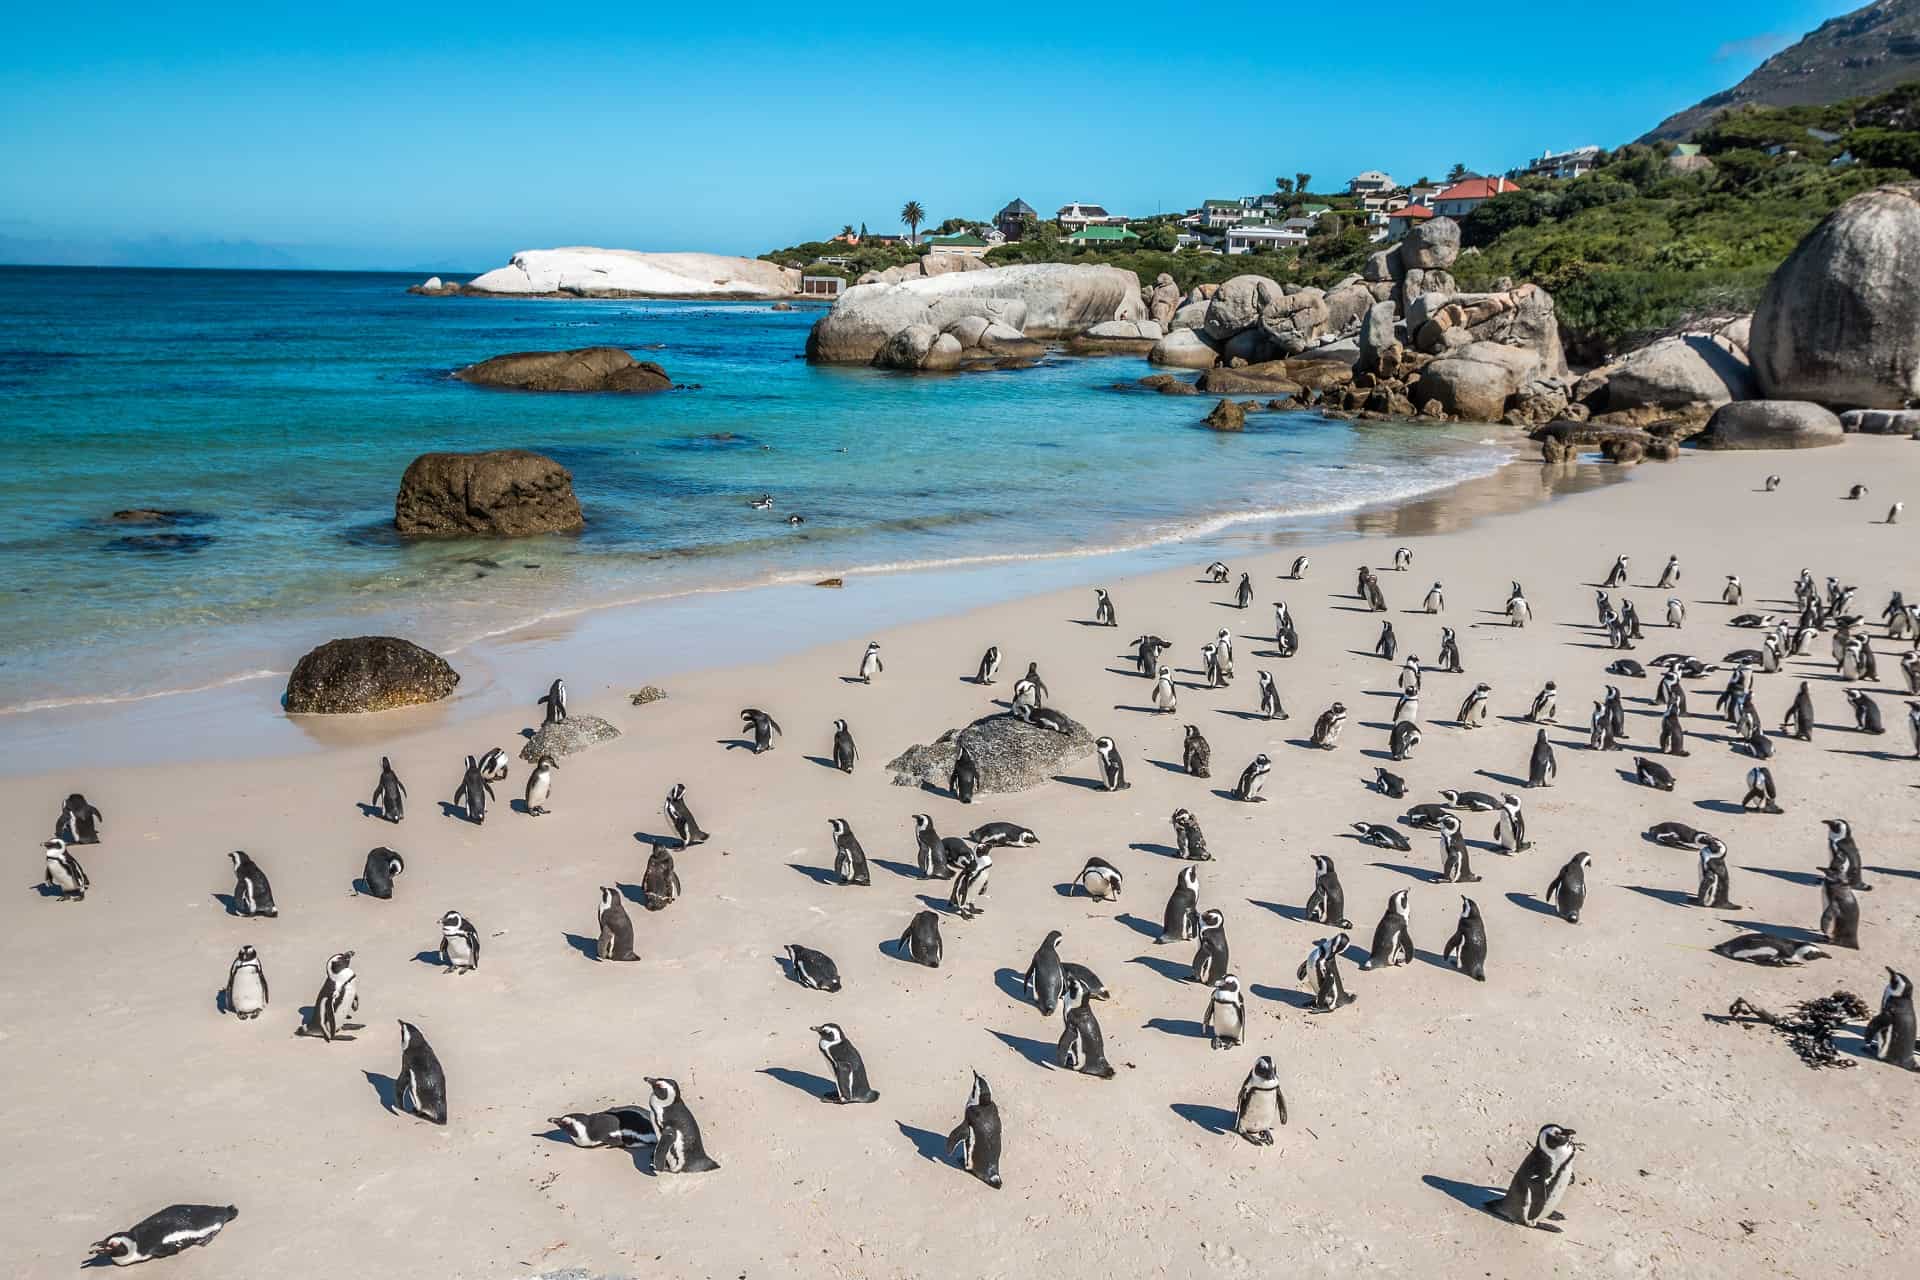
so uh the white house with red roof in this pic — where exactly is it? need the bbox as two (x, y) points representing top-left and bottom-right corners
(1431, 176), (1518, 219)
(1383, 203), (1434, 242)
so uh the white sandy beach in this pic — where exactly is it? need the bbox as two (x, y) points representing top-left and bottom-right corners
(3, 439), (1916, 1279)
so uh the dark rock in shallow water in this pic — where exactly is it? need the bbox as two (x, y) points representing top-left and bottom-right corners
(109, 508), (211, 525)
(394, 449), (584, 537)
(106, 531), (216, 554)
(453, 346), (672, 393)
(520, 713), (620, 762)
(886, 710), (1095, 795)
(285, 636), (459, 714)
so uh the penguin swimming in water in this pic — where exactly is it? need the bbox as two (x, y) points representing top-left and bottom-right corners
(1353, 822), (1410, 851)
(1633, 756), (1675, 791)
(1741, 766), (1781, 814)
(596, 886), (638, 961)
(1172, 807), (1210, 861)
(56, 792), (104, 845)
(1695, 838), (1739, 908)
(1819, 867), (1860, 949)
(1234, 1055), (1287, 1147)
(948, 847), (992, 917)
(1158, 865), (1200, 943)
(827, 817), (871, 886)
(41, 838), (89, 900)
(89, 1205), (240, 1267)
(224, 944), (268, 1019)
(975, 646), (1001, 685)
(1443, 896), (1488, 981)
(1204, 974), (1247, 1048)
(641, 847), (681, 910)
(831, 719), (858, 773)
(1434, 814), (1479, 884)
(299, 951), (358, 1041)
(1865, 969), (1919, 1071)
(785, 944), (841, 992)
(946, 1072), (1003, 1188)
(1544, 852), (1590, 924)
(1191, 908), (1229, 983)
(1457, 682), (1491, 729)
(1310, 702), (1347, 749)
(476, 747), (510, 783)
(899, 910), (944, 967)
(395, 1020), (448, 1124)
(537, 678), (568, 724)
(664, 782), (709, 847)
(1092, 587), (1117, 627)
(523, 755), (557, 816)
(646, 1077), (720, 1173)
(1056, 975), (1116, 1078)
(1362, 888), (1414, 970)
(1485, 1124), (1581, 1231)
(1256, 670), (1286, 720)
(1024, 930), (1066, 1014)
(369, 758), (406, 823)
(856, 641), (883, 684)
(1075, 856), (1124, 900)
(950, 742), (980, 804)
(1388, 721), (1421, 762)
(812, 1022), (880, 1103)
(437, 909), (480, 973)
(1713, 932), (1828, 965)
(1151, 666), (1178, 714)
(1094, 737), (1129, 791)
(1375, 620), (1397, 661)
(1231, 753), (1272, 802)
(1182, 723), (1212, 776)
(740, 708), (783, 753)
(228, 851), (276, 918)
(452, 755), (494, 824)
(1304, 854), (1351, 928)
(1298, 933), (1356, 1012)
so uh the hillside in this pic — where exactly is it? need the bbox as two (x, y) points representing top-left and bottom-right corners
(1641, 0), (1920, 141)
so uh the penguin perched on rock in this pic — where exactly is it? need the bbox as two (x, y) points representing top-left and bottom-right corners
(1443, 897), (1488, 981)
(945, 1073), (1004, 1189)
(1362, 889), (1414, 970)
(370, 758), (406, 823)
(1234, 1055), (1288, 1147)
(950, 742), (980, 804)
(89, 1205), (240, 1267)
(1304, 854), (1351, 929)
(812, 1022), (880, 1103)
(1485, 1124), (1581, 1232)
(537, 677), (568, 724)
(1544, 853), (1591, 924)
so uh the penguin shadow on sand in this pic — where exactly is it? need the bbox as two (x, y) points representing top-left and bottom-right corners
(716, 736), (760, 751)
(1113, 912), (1162, 939)
(1743, 865), (1822, 887)
(1247, 897), (1313, 925)
(915, 893), (961, 915)
(1623, 884), (1698, 908)
(788, 862), (844, 887)
(1368, 860), (1436, 884)
(1128, 953), (1193, 984)
(632, 831), (678, 850)
(411, 948), (447, 968)
(1169, 1102), (1236, 1134)
(1144, 759), (1188, 775)
(988, 1028), (1057, 1069)
(992, 967), (1033, 1006)
(211, 891), (244, 916)
(895, 1121), (953, 1165)
(801, 755), (845, 772)
(1143, 1015), (1209, 1040)
(759, 1066), (836, 1100)
(438, 800), (482, 824)
(1050, 773), (1110, 792)
(1720, 916), (1828, 945)
(870, 858), (923, 881)
(1127, 840), (1181, 858)
(1503, 890), (1561, 920)
(1421, 1172), (1506, 1218)
(363, 1070), (400, 1115)
(1867, 863), (1920, 882)
(561, 933), (601, 960)
(1692, 799), (1747, 816)
(354, 802), (393, 821)
(1215, 709), (1276, 723)
(1247, 980), (1316, 1009)
(1830, 745), (1911, 763)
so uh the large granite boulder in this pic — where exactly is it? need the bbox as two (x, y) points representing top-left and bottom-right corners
(1699, 400), (1845, 449)
(805, 263), (1144, 364)
(463, 248), (798, 298)
(1595, 333), (1753, 421)
(1259, 288), (1330, 355)
(1398, 217), (1461, 270)
(1147, 273), (1181, 327)
(1751, 183), (1920, 408)
(1168, 299), (1210, 332)
(1323, 283), (1375, 336)
(1203, 275), (1286, 340)
(395, 449), (585, 537)
(886, 709), (1096, 795)
(520, 713), (621, 761)
(1416, 342), (1544, 421)
(1842, 407), (1920, 434)
(285, 636), (458, 714)
(1149, 328), (1220, 369)
(1204, 398), (1248, 431)
(454, 346), (671, 392)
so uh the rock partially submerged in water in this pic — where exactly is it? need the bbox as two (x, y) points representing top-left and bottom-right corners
(395, 449), (585, 537)
(887, 709), (1095, 795)
(454, 347), (673, 393)
(285, 636), (459, 714)
(520, 713), (621, 762)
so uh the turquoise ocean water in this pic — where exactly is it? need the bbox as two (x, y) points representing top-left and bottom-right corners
(0, 266), (1513, 712)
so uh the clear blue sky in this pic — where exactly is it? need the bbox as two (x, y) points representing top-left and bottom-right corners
(0, 1), (1863, 271)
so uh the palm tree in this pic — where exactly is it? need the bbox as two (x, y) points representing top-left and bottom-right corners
(900, 200), (926, 245)
(839, 223), (855, 240)
(1446, 162), (1469, 183)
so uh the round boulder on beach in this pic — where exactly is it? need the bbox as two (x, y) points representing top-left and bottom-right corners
(395, 449), (585, 537)
(284, 636), (459, 714)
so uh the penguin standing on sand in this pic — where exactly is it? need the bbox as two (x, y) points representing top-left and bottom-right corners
(1398, 654), (1423, 696)
(1781, 681), (1817, 741)
(1605, 685), (1628, 742)
(1075, 856), (1125, 900)
(1172, 808), (1211, 861)
(1310, 702), (1347, 749)
(1657, 554), (1680, 589)
(1095, 737), (1129, 791)
(395, 1019), (448, 1125)
(1588, 702), (1616, 752)
(1273, 602), (1298, 657)
(1457, 682), (1492, 729)
(56, 792), (104, 845)
(831, 719), (858, 773)
(359, 846), (403, 899)
(646, 1077), (720, 1173)
(856, 641), (883, 684)
(88, 1205), (240, 1267)
(1865, 969), (1919, 1070)
(950, 742), (980, 804)
(1819, 868), (1860, 949)
(1695, 838), (1739, 909)
(812, 1023), (880, 1103)
(1910, 700), (1920, 756)
(437, 909), (480, 973)
(1435, 815), (1480, 884)
(1290, 554), (1310, 579)
(1093, 588), (1117, 627)
(1723, 575), (1743, 606)
(523, 755), (557, 816)
(1159, 865), (1200, 943)
(1846, 689), (1885, 735)
(741, 708), (783, 753)
(900, 909), (945, 966)
(1494, 793), (1529, 852)
(1889, 501), (1905, 525)
(1485, 1124), (1581, 1231)
(476, 747), (510, 783)
(1389, 721), (1421, 762)
(946, 1073), (1003, 1188)
(1444, 896), (1488, 981)
(828, 818), (871, 886)
(596, 886), (638, 961)
(1257, 671), (1286, 720)
(1235, 572), (1254, 609)
(948, 846), (993, 917)
(41, 838), (89, 900)
(1742, 766), (1781, 813)
(1526, 682), (1557, 725)
(1298, 933), (1356, 1012)
(1182, 724), (1212, 776)
(1232, 753), (1272, 802)
(1603, 554), (1629, 588)
(1362, 888), (1413, 970)
(1206, 561), (1230, 583)
(641, 847), (681, 910)
(1545, 853), (1590, 923)
(1376, 620), (1397, 660)
(224, 944), (268, 1018)
(228, 851), (277, 918)
(1204, 974), (1247, 1048)
(1507, 586), (1531, 627)
(975, 646), (1001, 685)
(1056, 976), (1116, 1078)
(664, 783), (710, 847)
(1438, 627), (1463, 673)
(299, 951), (358, 1041)
(912, 814), (955, 878)
(1235, 1056), (1287, 1147)
(1151, 665), (1178, 714)
(370, 758), (406, 823)
(1423, 582), (1445, 614)
(452, 756), (494, 824)
(1133, 634), (1170, 676)
(1192, 908), (1229, 983)
(1659, 703), (1688, 757)
(1304, 854), (1352, 928)
(538, 678), (568, 724)
(1824, 818), (1870, 892)
(1024, 930), (1067, 1014)
(1394, 546), (1414, 571)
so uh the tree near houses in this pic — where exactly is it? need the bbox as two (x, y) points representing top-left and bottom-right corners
(900, 200), (926, 245)
(1295, 172), (1312, 196)
(1273, 176), (1295, 195)
(1446, 162), (1469, 183)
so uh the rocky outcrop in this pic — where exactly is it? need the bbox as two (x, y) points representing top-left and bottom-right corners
(1204, 398), (1247, 431)
(886, 709), (1095, 795)
(1398, 217), (1461, 271)
(285, 637), (459, 714)
(460, 248), (798, 298)
(1415, 342), (1547, 421)
(1149, 328), (1220, 369)
(1698, 400), (1846, 449)
(1147, 273), (1181, 327)
(1750, 183), (1920, 408)
(1581, 330), (1754, 426)
(806, 263), (1143, 365)
(454, 347), (672, 393)
(395, 450), (585, 537)
(1843, 407), (1920, 433)
(520, 714), (621, 762)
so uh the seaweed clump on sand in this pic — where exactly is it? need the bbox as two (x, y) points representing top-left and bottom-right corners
(1722, 992), (1869, 1069)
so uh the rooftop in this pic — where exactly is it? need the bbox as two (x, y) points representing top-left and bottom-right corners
(1386, 204), (1435, 220)
(926, 233), (987, 247)
(996, 198), (1036, 217)
(1434, 176), (1517, 202)
(1065, 225), (1139, 242)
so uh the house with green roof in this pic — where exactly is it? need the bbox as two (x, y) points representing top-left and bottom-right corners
(1063, 225), (1141, 246)
(923, 230), (995, 259)
(1199, 199), (1247, 230)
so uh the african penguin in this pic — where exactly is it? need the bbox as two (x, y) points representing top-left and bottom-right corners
(228, 851), (276, 918)
(1485, 1124), (1581, 1231)
(1231, 753), (1272, 802)
(1423, 582), (1444, 614)
(1298, 933), (1356, 1012)
(1158, 865), (1200, 943)
(1544, 853), (1590, 924)
(1056, 976), (1116, 1078)
(596, 886), (639, 961)
(1304, 854), (1351, 929)
(537, 677), (568, 724)
(1362, 889), (1414, 970)
(89, 1205), (239, 1267)
(1204, 974), (1246, 1048)
(898, 910), (944, 967)
(1310, 702), (1347, 749)
(785, 943), (841, 992)
(298, 951), (358, 1041)
(831, 719), (858, 773)
(1443, 896), (1488, 981)
(1025, 929), (1067, 1014)
(360, 847), (404, 899)
(41, 838), (89, 900)
(395, 1019), (448, 1124)
(948, 847), (992, 917)
(1094, 737), (1129, 791)
(741, 708), (783, 753)
(224, 944), (268, 1019)
(664, 782), (709, 847)
(812, 1022), (880, 1103)
(1865, 969), (1919, 1070)
(1093, 587), (1116, 627)
(370, 759), (406, 823)
(641, 847), (681, 910)
(946, 1072), (1003, 1188)
(828, 817), (871, 886)
(1191, 908), (1229, 983)
(1234, 1055), (1287, 1146)
(1182, 723), (1212, 777)
(975, 646), (1001, 685)
(1075, 856), (1124, 900)
(856, 641), (883, 684)
(1713, 933), (1828, 965)
(1172, 808), (1211, 861)
(646, 1077), (721, 1173)
(523, 755), (557, 817)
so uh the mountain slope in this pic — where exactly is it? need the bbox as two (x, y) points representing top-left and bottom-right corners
(1641, 0), (1920, 141)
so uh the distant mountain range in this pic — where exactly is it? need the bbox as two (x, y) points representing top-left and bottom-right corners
(1641, 0), (1920, 141)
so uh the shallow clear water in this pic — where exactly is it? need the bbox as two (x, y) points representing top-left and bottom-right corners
(0, 266), (1511, 711)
